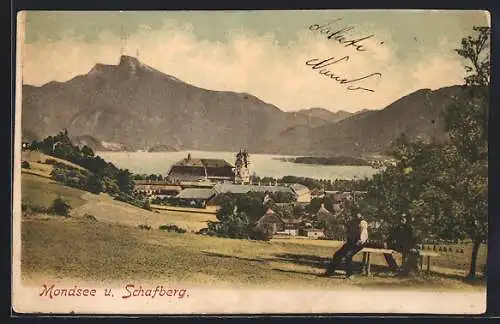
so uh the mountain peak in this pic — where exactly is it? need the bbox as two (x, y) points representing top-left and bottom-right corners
(118, 55), (142, 71)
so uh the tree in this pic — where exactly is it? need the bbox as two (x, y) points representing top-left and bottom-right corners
(116, 169), (135, 194)
(442, 26), (489, 279)
(354, 137), (451, 276)
(343, 26), (489, 279)
(49, 197), (71, 217)
(81, 145), (95, 158)
(86, 174), (103, 194)
(209, 193), (276, 240)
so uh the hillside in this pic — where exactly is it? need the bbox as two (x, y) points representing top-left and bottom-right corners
(21, 150), (90, 178)
(21, 170), (215, 232)
(269, 86), (469, 157)
(22, 55), (328, 153)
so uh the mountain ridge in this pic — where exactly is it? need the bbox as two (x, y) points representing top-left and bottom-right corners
(22, 55), (467, 156)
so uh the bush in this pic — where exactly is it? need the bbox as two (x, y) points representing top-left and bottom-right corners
(249, 225), (273, 241)
(21, 161), (30, 169)
(21, 202), (47, 216)
(138, 224), (152, 230)
(159, 224), (187, 233)
(48, 197), (71, 217)
(83, 214), (98, 222)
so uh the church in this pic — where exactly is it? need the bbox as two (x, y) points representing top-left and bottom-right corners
(166, 153), (235, 184)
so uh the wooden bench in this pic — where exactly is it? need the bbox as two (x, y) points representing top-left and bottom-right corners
(360, 248), (440, 275)
(360, 247), (398, 275)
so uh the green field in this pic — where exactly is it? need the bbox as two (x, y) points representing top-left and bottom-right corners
(21, 217), (485, 290)
(21, 173), (87, 209)
(19, 171), (486, 290)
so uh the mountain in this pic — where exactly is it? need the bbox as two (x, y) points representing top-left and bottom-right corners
(22, 55), (328, 153)
(294, 107), (353, 124)
(268, 86), (469, 157)
(22, 55), (468, 157)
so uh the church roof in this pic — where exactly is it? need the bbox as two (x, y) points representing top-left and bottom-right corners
(173, 158), (233, 168)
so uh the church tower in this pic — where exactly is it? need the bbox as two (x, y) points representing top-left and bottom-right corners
(233, 149), (251, 185)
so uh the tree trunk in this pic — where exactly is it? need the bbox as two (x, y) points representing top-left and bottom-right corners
(399, 250), (420, 277)
(467, 237), (482, 279)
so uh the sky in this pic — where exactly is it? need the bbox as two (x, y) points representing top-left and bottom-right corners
(19, 10), (490, 113)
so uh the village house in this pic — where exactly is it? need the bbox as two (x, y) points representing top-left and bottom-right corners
(172, 188), (217, 208)
(278, 218), (302, 236)
(303, 228), (326, 239)
(133, 180), (182, 198)
(256, 208), (324, 238)
(256, 208), (284, 234)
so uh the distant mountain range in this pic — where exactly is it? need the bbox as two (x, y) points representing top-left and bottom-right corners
(22, 55), (469, 157)
(294, 107), (372, 124)
(294, 108), (353, 124)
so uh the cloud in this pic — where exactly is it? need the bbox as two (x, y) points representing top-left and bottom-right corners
(21, 18), (466, 112)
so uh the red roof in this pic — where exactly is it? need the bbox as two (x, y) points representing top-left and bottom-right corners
(265, 208), (275, 215)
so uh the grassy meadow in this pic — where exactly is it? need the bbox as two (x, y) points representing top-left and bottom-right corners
(19, 171), (487, 290)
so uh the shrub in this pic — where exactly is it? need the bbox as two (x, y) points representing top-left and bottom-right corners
(159, 224), (187, 233)
(138, 224), (152, 230)
(48, 197), (71, 217)
(83, 214), (98, 222)
(249, 225), (273, 241)
(45, 158), (57, 165)
(21, 161), (30, 169)
(22, 202), (47, 216)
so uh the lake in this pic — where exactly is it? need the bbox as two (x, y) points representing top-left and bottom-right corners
(96, 151), (380, 180)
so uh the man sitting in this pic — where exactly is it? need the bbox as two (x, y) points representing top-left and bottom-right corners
(322, 213), (369, 278)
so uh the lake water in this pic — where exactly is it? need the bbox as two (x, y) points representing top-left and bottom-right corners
(96, 151), (380, 180)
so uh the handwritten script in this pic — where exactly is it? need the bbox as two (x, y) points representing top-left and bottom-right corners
(306, 18), (383, 92)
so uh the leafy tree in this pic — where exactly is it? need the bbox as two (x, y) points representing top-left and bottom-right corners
(81, 145), (95, 157)
(270, 191), (296, 203)
(209, 192), (278, 240)
(86, 174), (103, 194)
(116, 169), (135, 194)
(293, 204), (306, 218)
(351, 26), (490, 278)
(49, 197), (71, 217)
(357, 137), (448, 275)
(439, 26), (489, 279)
(306, 197), (322, 215)
(273, 204), (294, 220)
(234, 193), (266, 222)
